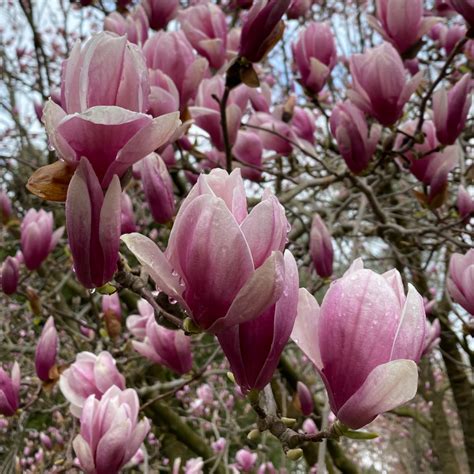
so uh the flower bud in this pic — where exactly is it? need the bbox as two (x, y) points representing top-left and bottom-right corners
(0, 362), (20, 417)
(1, 256), (20, 295)
(309, 214), (333, 278)
(35, 316), (59, 382)
(297, 381), (314, 416)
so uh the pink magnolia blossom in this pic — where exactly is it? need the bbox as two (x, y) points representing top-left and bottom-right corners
(35, 316), (58, 382)
(447, 250), (474, 315)
(179, 3), (228, 69)
(102, 293), (121, 320)
(120, 193), (137, 234)
(330, 101), (381, 174)
(309, 214), (333, 278)
(104, 6), (149, 46)
(126, 298), (155, 339)
(190, 76), (247, 151)
(129, 300), (193, 374)
(233, 131), (264, 182)
(348, 42), (423, 126)
(217, 250), (298, 392)
(148, 70), (180, 118)
(287, 0), (311, 19)
(0, 362), (20, 417)
(457, 185), (474, 220)
(0, 190), (12, 224)
(239, 0), (291, 62)
(73, 386), (150, 474)
(292, 22), (337, 94)
(143, 31), (208, 111)
(235, 449), (258, 472)
(60, 32), (149, 114)
(122, 169), (289, 333)
(1, 256), (20, 295)
(59, 351), (126, 417)
(21, 209), (63, 270)
(433, 73), (471, 145)
(369, 0), (439, 54)
(297, 381), (314, 415)
(66, 159), (121, 289)
(292, 259), (426, 429)
(140, 153), (175, 224)
(142, 0), (179, 30)
(422, 319), (441, 357)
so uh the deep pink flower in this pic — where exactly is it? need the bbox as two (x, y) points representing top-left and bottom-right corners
(292, 259), (426, 429)
(140, 153), (175, 224)
(0, 190), (12, 224)
(309, 214), (333, 278)
(292, 22), (337, 94)
(143, 31), (208, 111)
(122, 169), (288, 333)
(35, 316), (58, 382)
(142, 0), (179, 30)
(369, 0), (439, 54)
(1, 256), (20, 295)
(217, 250), (298, 392)
(179, 3), (227, 69)
(0, 362), (20, 417)
(450, 0), (474, 27)
(297, 381), (314, 415)
(21, 209), (63, 270)
(104, 6), (149, 46)
(120, 193), (137, 234)
(129, 300), (193, 374)
(433, 73), (471, 145)
(239, 0), (291, 62)
(233, 131), (264, 182)
(330, 101), (381, 174)
(349, 42), (423, 126)
(447, 250), (474, 315)
(457, 185), (474, 220)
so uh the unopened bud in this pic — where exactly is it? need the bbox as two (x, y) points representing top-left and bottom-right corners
(226, 371), (236, 384)
(247, 429), (260, 441)
(282, 417), (297, 427)
(183, 317), (201, 334)
(286, 448), (303, 461)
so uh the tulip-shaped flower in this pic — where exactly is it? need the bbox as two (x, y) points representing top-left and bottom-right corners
(457, 185), (474, 220)
(148, 70), (180, 118)
(60, 351), (126, 417)
(292, 22), (337, 95)
(66, 159), (121, 289)
(233, 131), (264, 182)
(140, 153), (175, 224)
(190, 76), (247, 151)
(290, 107), (317, 145)
(291, 260), (426, 429)
(179, 3), (228, 69)
(369, 0), (439, 54)
(239, 0), (291, 63)
(142, 0), (179, 30)
(21, 209), (63, 270)
(127, 298), (155, 339)
(217, 250), (298, 392)
(450, 0), (474, 27)
(60, 32), (149, 114)
(120, 193), (137, 234)
(104, 6), (149, 46)
(1, 256), (20, 295)
(122, 169), (289, 333)
(396, 121), (459, 208)
(143, 31), (208, 111)
(309, 214), (333, 278)
(330, 101), (381, 174)
(0, 190), (12, 224)
(447, 250), (474, 315)
(0, 362), (20, 417)
(35, 316), (58, 382)
(297, 381), (314, 416)
(129, 300), (193, 374)
(247, 112), (296, 155)
(235, 449), (258, 472)
(73, 386), (150, 474)
(433, 74), (472, 145)
(349, 42), (423, 126)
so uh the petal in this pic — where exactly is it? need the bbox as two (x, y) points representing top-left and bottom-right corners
(240, 194), (288, 268)
(104, 111), (181, 187)
(209, 251), (286, 333)
(337, 360), (418, 430)
(95, 421), (130, 473)
(121, 233), (185, 303)
(390, 284), (426, 362)
(291, 288), (322, 370)
(73, 434), (96, 473)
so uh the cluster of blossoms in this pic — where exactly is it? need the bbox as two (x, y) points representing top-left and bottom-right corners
(1, 0), (473, 471)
